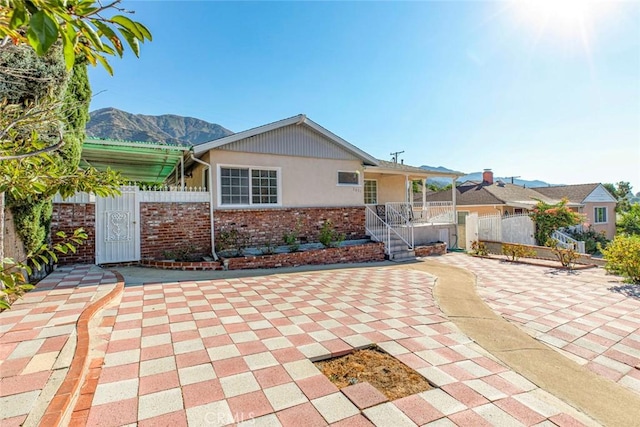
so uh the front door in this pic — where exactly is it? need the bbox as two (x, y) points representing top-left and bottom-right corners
(95, 186), (140, 264)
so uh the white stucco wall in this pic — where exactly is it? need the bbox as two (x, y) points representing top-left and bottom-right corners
(187, 150), (365, 208)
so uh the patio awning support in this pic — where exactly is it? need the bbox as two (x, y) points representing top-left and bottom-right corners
(422, 178), (427, 210)
(452, 177), (457, 216)
(190, 154), (218, 261)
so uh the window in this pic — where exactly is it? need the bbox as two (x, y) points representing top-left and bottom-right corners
(364, 180), (377, 204)
(457, 211), (469, 225)
(594, 207), (607, 223)
(514, 208), (524, 214)
(219, 166), (279, 206)
(338, 171), (359, 186)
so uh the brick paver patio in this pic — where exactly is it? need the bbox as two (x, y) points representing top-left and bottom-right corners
(0, 265), (119, 426)
(81, 266), (593, 426)
(433, 254), (640, 396)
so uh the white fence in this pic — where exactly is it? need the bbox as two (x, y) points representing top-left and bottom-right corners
(467, 213), (536, 248)
(54, 185), (209, 204)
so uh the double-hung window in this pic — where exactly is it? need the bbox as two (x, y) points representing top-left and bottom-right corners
(594, 207), (607, 223)
(219, 166), (279, 206)
(338, 171), (359, 186)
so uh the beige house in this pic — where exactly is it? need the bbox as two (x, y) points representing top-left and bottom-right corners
(187, 114), (463, 259)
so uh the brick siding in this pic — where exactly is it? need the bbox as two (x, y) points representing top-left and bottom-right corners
(50, 204), (96, 264)
(214, 206), (366, 248)
(140, 202), (211, 260)
(414, 243), (447, 257)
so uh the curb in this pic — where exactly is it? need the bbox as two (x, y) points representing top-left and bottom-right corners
(39, 270), (125, 426)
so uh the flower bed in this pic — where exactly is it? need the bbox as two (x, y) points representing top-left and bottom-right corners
(138, 241), (385, 271)
(414, 243), (447, 257)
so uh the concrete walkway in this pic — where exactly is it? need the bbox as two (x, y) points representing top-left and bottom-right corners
(406, 256), (640, 426)
(2, 255), (638, 426)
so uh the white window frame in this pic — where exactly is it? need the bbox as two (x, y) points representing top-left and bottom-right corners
(364, 179), (378, 205)
(337, 170), (360, 186)
(217, 164), (282, 208)
(457, 210), (470, 225)
(594, 206), (607, 224)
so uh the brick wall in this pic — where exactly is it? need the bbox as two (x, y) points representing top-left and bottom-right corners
(140, 202), (211, 260)
(50, 204), (96, 264)
(414, 243), (447, 257)
(226, 242), (385, 270)
(214, 207), (366, 248)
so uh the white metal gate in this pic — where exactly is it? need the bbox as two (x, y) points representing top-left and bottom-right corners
(502, 214), (535, 245)
(95, 186), (140, 264)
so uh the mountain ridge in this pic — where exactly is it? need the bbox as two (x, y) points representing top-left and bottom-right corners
(86, 107), (233, 146)
(421, 165), (553, 188)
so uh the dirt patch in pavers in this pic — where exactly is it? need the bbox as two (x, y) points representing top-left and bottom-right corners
(314, 346), (433, 400)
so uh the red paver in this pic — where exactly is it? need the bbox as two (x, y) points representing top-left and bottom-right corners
(182, 379), (224, 408)
(297, 374), (339, 400)
(395, 394), (444, 424)
(253, 365), (292, 389)
(227, 389), (273, 420)
(341, 382), (388, 410)
(276, 402), (327, 427)
(449, 408), (493, 426)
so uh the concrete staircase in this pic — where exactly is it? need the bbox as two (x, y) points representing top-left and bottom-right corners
(387, 234), (416, 262)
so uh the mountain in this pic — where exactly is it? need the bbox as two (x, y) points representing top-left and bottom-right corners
(86, 107), (233, 146)
(421, 166), (552, 188)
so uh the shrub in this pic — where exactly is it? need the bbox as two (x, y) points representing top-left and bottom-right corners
(470, 241), (488, 256)
(318, 220), (345, 248)
(216, 228), (250, 256)
(546, 238), (580, 270)
(502, 243), (536, 261)
(283, 222), (301, 252)
(565, 225), (609, 255)
(529, 198), (583, 246)
(600, 235), (640, 283)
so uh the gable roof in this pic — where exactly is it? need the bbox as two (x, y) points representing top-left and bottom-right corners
(193, 114), (379, 166)
(424, 182), (571, 208)
(533, 183), (601, 203)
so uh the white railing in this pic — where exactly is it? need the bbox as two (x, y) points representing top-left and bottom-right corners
(411, 201), (455, 224)
(53, 185), (210, 204)
(365, 206), (413, 254)
(385, 203), (414, 249)
(551, 230), (586, 254)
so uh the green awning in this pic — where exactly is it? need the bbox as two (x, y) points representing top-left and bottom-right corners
(80, 138), (190, 183)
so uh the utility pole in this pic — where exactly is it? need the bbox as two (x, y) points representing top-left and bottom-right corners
(390, 151), (404, 163)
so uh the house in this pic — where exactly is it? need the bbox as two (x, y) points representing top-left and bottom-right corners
(186, 114), (464, 259)
(534, 183), (617, 239)
(423, 169), (574, 217)
(57, 114), (463, 265)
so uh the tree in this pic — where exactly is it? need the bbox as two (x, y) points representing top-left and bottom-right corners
(617, 203), (640, 236)
(603, 182), (633, 213)
(1, 0), (152, 74)
(1, 0), (150, 306)
(529, 198), (583, 245)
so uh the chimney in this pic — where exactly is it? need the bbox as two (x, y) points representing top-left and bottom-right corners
(482, 169), (494, 185)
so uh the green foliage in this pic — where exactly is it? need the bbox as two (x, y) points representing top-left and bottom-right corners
(7, 196), (52, 253)
(617, 203), (640, 236)
(603, 182), (633, 213)
(529, 198), (583, 246)
(546, 238), (580, 270)
(565, 225), (609, 255)
(216, 228), (250, 257)
(1, 228), (87, 309)
(318, 220), (345, 248)
(161, 244), (198, 262)
(501, 243), (536, 261)
(600, 235), (640, 283)
(1, 0), (152, 74)
(59, 60), (91, 170)
(282, 222), (301, 252)
(470, 240), (488, 256)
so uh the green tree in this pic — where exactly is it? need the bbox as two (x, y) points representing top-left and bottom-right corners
(604, 182), (633, 213)
(617, 203), (640, 236)
(529, 198), (583, 245)
(1, 0), (152, 73)
(1, 0), (150, 306)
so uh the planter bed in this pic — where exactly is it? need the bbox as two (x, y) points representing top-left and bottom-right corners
(414, 242), (447, 257)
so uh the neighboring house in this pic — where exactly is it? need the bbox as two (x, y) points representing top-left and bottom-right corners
(186, 114), (463, 258)
(424, 169), (573, 216)
(534, 183), (617, 239)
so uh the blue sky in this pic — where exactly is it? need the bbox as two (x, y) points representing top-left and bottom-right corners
(89, 1), (640, 191)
